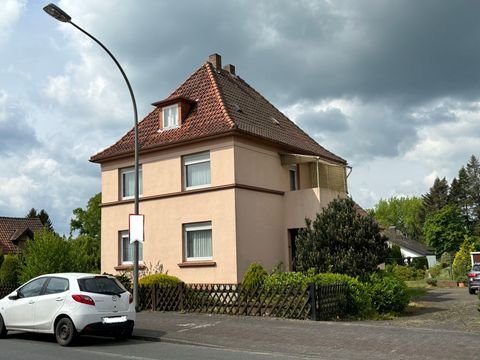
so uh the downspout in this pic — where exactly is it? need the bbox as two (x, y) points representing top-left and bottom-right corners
(316, 157), (321, 211)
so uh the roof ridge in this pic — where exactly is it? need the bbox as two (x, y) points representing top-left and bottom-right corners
(205, 62), (236, 129)
(0, 216), (41, 221)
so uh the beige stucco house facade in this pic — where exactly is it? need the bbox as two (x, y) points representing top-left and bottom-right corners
(91, 54), (349, 283)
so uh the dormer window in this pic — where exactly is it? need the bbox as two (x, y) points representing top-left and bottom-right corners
(163, 104), (179, 129)
(153, 96), (196, 131)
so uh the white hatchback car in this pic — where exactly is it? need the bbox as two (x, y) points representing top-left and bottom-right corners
(0, 273), (135, 346)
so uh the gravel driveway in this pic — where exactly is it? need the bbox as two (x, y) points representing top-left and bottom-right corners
(378, 287), (480, 332)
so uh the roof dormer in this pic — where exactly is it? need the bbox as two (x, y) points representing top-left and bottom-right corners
(152, 96), (196, 130)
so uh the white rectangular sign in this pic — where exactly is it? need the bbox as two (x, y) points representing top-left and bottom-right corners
(129, 214), (144, 244)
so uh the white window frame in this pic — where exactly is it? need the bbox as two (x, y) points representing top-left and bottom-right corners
(120, 166), (143, 200)
(183, 151), (211, 190)
(184, 222), (213, 261)
(289, 165), (298, 191)
(162, 104), (179, 129)
(120, 230), (143, 265)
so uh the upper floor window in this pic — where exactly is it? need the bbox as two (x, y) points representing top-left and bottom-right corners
(162, 104), (179, 129)
(289, 165), (298, 191)
(121, 166), (143, 200)
(120, 230), (143, 264)
(183, 151), (211, 190)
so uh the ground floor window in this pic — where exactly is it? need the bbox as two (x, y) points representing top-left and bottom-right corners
(120, 230), (143, 264)
(184, 222), (212, 261)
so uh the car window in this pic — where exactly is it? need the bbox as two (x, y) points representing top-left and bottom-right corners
(77, 277), (126, 295)
(473, 265), (480, 271)
(44, 277), (69, 295)
(18, 278), (48, 298)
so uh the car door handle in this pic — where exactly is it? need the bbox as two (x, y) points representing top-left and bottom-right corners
(28, 300), (35, 304)
(55, 298), (64, 302)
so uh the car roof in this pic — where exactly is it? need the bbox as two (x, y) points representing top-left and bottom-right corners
(33, 273), (112, 280)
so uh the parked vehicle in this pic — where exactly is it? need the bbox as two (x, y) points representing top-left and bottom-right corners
(0, 273), (135, 346)
(467, 263), (480, 294)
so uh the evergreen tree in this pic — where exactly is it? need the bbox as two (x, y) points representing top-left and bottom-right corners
(295, 198), (388, 277)
(25, 208), (54, 232)
(422, 177), (450, 216)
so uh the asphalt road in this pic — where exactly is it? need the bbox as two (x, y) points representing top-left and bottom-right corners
(1, 334), (308, 360)
(2, 288), (479, 359)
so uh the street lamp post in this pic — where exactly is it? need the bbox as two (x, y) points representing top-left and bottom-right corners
(43, 3), (141, 309)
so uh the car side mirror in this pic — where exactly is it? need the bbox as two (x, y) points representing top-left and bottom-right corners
(8, 291), (19, 300)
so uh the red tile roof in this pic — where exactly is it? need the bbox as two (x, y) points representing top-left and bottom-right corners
(0, 217), (43, 254)
(91, 58), (346, 165)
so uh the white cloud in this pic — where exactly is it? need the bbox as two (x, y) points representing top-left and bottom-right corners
(0, 0), (26, 44)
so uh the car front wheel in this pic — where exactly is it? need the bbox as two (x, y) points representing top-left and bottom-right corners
(0, 314), (7, 338)
(55, 317), (77, 346)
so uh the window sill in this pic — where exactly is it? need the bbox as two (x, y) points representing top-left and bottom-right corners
(177, 261), (216, 268)
(114, 263), (146, 271)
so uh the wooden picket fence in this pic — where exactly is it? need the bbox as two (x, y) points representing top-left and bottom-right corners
(0, 284), (17, 299)
(137, 282), (347, 321)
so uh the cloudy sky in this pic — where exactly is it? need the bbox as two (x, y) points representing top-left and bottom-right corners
(2, 0), (480, 235)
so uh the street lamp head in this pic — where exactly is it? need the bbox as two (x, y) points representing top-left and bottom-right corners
(43, 3), (71, 22)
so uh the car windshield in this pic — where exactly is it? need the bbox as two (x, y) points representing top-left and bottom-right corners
(77, 276), (126, 296)
(473, 265), (480, 271)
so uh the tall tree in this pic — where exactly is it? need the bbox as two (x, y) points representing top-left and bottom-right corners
(25, 208), (54, 232)
(423, 205), (468, 255)
(70, 193), (101, 240)
(70, 193), (101, 272)
(465, 155), (480, 228)
(370, 196), (424, 241)
(422, 177), (450, 217)
(295, 198), (388, 277)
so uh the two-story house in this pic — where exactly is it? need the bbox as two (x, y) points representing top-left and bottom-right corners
(90, 54), (349, 283)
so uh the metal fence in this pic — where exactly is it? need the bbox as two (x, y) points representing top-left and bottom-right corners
(138, 282), (347, 321)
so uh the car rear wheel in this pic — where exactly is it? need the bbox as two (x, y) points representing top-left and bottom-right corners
(55, 317), (77, 346)
(469, 288), (476, 295)
(0, 314), (7, 338)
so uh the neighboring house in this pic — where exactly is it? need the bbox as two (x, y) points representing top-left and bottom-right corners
(383, 226), (436, 268)
(0, 217), (44, 255)
(91, 54), (349, 283)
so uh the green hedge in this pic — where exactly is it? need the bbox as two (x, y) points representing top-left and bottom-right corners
(311, 273), (372, 318)
(139, 274), (182, 286)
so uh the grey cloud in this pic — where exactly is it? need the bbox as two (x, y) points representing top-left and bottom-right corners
(296, 107), (349, 135)
(0, 108), (39, 155)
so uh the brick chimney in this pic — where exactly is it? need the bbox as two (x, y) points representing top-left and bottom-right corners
(223, 64), (236, 75)
(208, 53), (222, 69)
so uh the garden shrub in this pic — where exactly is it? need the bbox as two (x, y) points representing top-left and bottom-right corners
(242, 263), (268, 290)
(139, 273), (182, 286)
(389, 264), (424, 281)
(311, 273), (372, 318)
(367, 272), (410, 314)
(427, 263), (442, 278)
(263, 271), (309, 291)
(0, 255), (20, 284)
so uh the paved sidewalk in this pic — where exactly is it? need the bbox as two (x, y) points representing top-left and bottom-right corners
(133, 307), (480, 359)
